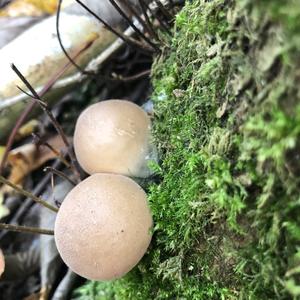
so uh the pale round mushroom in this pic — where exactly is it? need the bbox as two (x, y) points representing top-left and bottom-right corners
(0, 249), (4, 278)
(54, 173), (153, 281)
(73, 100), (157, 178)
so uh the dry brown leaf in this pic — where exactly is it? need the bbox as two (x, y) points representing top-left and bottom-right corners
(6, 143), (37, 191)
(0, 135), (69, 194)
(35, 135), (70, 166)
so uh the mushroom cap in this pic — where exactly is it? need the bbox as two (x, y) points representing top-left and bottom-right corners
(54, 173), (153, 281)
(0, 249), (4, 277)
(74, 100), (153, 178)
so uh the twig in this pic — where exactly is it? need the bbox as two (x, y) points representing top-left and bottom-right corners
(0, 175), (58, 213)
(11, 64), (82, 183)
(153, 0), (173, 21)
(0, 160), (60, 242)
(56, 0), (95, 76)
(169, 0), (175, 14)
(123, 0), (160, 42)
(51, 172), (55, 195)
(140, 0), (171, 34)
(44, 167), (76, 186)
(0, 223), (54, 235)
(74, 0), (154, 54)
(0, 40), (93, 176)
(111, 69), (151, 82)
(108, 0), (160, 53)
(32, 133), (71, 169)
(137, 0), (160, 42)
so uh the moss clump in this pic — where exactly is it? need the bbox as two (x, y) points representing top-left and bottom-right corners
(74, 0), (300, 299)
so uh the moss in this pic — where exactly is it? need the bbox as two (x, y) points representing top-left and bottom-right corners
(74, 0), (300, 299)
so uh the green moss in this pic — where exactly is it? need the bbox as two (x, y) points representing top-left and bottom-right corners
(74, 0), (300, 299)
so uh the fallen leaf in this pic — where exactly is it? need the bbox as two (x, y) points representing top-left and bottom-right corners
(27, 0), (64, 14)
(15, 119), (40, 140)
(0, 135), (70, 194)
(0, 0), (74, 17)
(0, 0), (44, 17)
(35, 135), (70, 166)
(5, 143), (37, 191)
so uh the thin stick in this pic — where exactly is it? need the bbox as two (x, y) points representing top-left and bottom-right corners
(0, 223), (54, 235)
(32, 133), (71, 169)
(0, 176), (58, 213)
(140, 0), (171, 34)
(153, 0), (173, 20)
(111, 69), (151, 82)
(108, 0), (160, 52)
(0, 160), (61, 242)
(138, 0), (160, 41)
(169, 0), (175, 13)
(57, 0), (94, 76)
(44, 167), (76, 186)
(0, 40), (93, 176)
(74, 0), (154, 54)
(11, 64), (81, 183)
(123, 0), (159, 42)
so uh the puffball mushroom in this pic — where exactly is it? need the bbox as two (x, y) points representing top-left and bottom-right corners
(74, 100), (157, 178)
(0, 249), (4, 278)
(54, 173), (153, 281)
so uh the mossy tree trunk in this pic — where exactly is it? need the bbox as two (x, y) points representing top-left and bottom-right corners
(74, 1), (300, 299)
